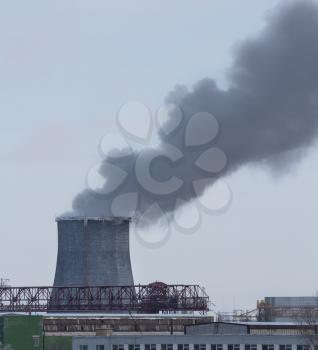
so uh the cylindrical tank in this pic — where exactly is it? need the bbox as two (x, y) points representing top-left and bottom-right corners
(53, 217), (134, 287)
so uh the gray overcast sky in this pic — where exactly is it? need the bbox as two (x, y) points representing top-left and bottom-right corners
(1, 0), (317, 312)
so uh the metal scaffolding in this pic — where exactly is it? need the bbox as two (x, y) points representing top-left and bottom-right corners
(0, 282), (209, 314)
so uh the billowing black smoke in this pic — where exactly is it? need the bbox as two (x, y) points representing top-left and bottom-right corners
(72, 1), (318, 222)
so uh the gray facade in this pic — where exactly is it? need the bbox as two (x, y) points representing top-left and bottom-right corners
(265, 298), (318, 308)
(185, 323), (249, 336)
(261, 297), (318, 322)
(53, 217), (134, 287)
(72, 334), (310, 350)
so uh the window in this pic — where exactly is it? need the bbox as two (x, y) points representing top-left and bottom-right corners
(195, 345), (206, 350)
(297, 346), (310, 350)
(245, 345), (257, 350)
(162, 345), (173, 350)
(211, 345), (223, 350)
(113, 346), (124, 350)
(146, 345), (157, 350)
(228, 345), (240, 350)
(97, 346), (105, 350)
(32, 335), (40, 347)
(79, 346), (88, 350)
(280, 346), (292, 350)
(262, 345), (274, 350)
(129, 345), (141, 350)
(178, 345), (190, 350)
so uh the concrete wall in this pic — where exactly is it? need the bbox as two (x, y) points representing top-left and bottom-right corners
(53, 217), (134, 287)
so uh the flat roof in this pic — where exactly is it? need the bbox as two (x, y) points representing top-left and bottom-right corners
(56, 216), (131, 222)
(187, 321), (318, 327)
(43, 313), (212, 319)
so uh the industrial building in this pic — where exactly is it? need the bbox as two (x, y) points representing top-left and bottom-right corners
(0, 217), (209, 315)
(0, 314), (213, 350)
(257, 297), (318, 322)
(1, 315), (317, 350)
(1, 218), (318, 350)
(72, 322), (315, 350)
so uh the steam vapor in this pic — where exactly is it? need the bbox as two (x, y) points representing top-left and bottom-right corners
(72, 1), (318, 222)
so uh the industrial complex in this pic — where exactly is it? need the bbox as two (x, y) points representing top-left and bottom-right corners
(2, 0), (318, 349)
(1, 218), (318, 350)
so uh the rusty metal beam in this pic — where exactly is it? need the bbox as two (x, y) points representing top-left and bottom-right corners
(0, 283), (209, 314)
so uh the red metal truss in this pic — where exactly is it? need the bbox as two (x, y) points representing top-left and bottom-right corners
(0, 283), (209, 313)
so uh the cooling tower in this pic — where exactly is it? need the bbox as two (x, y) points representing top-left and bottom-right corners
(53, 217), (134, 287)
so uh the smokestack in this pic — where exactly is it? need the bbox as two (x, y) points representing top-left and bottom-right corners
(53, 217), (134, 287)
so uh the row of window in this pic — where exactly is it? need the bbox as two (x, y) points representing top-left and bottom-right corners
(79, 345), (313, 350)
(80, 346), (104, 350)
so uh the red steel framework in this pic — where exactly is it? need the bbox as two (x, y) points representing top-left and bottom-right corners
(0, 282), (209, 314)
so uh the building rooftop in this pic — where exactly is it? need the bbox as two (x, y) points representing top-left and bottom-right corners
(56, 216), (131, 222)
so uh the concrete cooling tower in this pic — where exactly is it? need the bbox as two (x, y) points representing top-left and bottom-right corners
(53, 217), (134, 287)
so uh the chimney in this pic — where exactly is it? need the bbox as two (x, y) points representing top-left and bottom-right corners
(53, 217), (134, 287)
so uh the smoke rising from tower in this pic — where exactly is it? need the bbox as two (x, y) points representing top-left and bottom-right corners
(72, 1), (318, 222)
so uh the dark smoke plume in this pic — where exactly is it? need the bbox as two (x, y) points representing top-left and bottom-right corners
(72, 1), (318, 221)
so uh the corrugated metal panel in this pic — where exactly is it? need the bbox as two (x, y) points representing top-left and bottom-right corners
(265, 297), (318, 307)
(186, 323), (248, 335)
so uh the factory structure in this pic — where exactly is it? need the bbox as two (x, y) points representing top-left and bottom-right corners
(1, 217), (318, 350)
(1, 312), (318, 350)
(53, 217), (134, 288)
